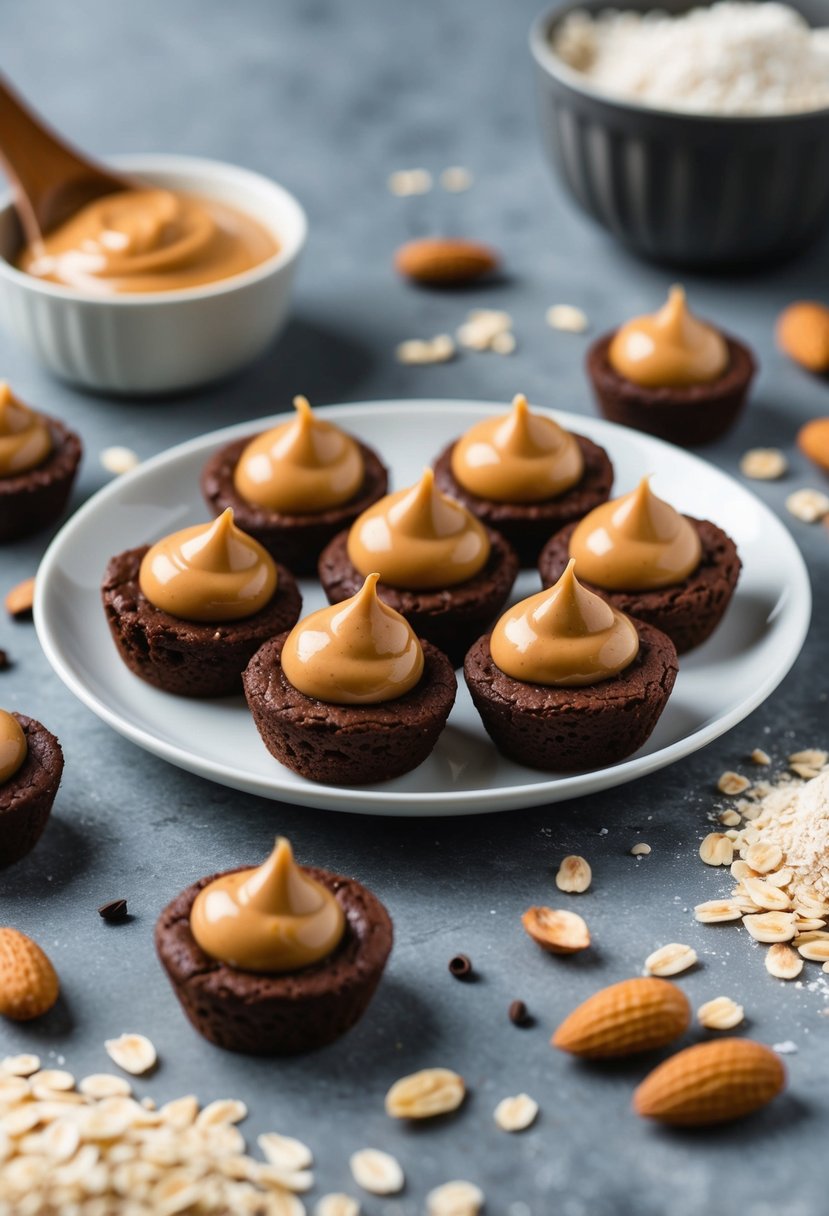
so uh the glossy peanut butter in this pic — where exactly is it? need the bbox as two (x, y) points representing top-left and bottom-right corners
(139, 508), (277, 622)
(490, 559), (639, 686)
(569, 478), (702, 591)
(608, 286), (728, 388)
(281, 572), (423, 704)
(190, 837), (345, 973)
(347, 468), (490, 590)
(450, 393), (584, 502)
(0, 382), (51, 477)
(18, 188), (278, 295)
(233, 396), (364, 514)
(0, 711), (27, 785)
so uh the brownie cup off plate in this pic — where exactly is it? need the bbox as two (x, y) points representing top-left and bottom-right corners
(102, 509), (301, 698)
(201, 394), (388, 575)
(156, 838), (393, 1055)
(0, 711), (63, 869)
(318, 468), (519, 668)
(0, 383), (82, 544)
(433, 393), (613, 566)
(538, 479), (741, 656)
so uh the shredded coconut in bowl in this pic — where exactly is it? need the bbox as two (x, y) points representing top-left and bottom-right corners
(552, 2), (829, 116)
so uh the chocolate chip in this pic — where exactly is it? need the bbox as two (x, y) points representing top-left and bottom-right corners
(0, 650), (9, 671)
(448, 953), (472, 979)
(98, 899), (128, 923)
(508, 999), (531, 1026)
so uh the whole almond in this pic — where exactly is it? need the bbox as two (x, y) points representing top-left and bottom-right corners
(5, 578), (35, 620)
(0, 928), (59, 1021)
(797, 417), (829, 473)
(394, 238), (498, 286)
(521, 907), (590, 954)
(552, 977), (690, 1059)
(777, 302), (829, 373)
(633, 1038), (785, 1126)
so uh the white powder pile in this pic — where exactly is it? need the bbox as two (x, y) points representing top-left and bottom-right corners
(553, 2), (829, 116)
(740, 767), (829, 901)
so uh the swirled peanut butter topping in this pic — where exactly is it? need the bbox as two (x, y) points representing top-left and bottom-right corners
(0, 711), (27, 785)
(450, 393), (584, 503)
(233, 396), (364, 514)
(569, 478), (702, 591)
(190, 837), (345, 973)
(347, 468), (490, 589)
(139, 508), (277, 622)
(18, 189), (279, 295)
(490, 559), (639, 686)
(281, 572), (423, 704)
(0, 383), (51, 477)
(608, 286), (729, 388)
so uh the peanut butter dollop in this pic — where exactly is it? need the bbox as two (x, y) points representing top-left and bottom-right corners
(18, 189), (278, 295)
(347, 468), (490, 589)
(233, 396), (364, 514)
(608, 286), (728, 388)
(490, 559), (639, 686)
(281, 572), (424, 704)
(190, 837), (345, 973)
(450, 393), (584, 502)
(569, 478), (702, 591)
(0, 711), (27, 785)
(0, 383), (51, 477)
(139, 508), (277, 622)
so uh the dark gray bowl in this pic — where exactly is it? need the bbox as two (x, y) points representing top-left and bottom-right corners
(530, 0), (829, 267)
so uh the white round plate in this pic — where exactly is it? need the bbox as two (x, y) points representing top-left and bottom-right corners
(35, 400), (811, 817)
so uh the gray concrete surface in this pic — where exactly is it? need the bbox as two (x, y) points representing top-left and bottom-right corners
(1, 2), (828, 1213)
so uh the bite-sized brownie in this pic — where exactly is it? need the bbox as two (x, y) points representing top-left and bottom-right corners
(586, 333), (756, 448)
(317, 528), (519, 668)
(200, 437), (388, 575)
(465, 621), (678, 772)
(433, 433), (613, 567)
(155, 865), (393, 1055)
(538, 518), (741, 655)
(0, 417), (82, 544)
(102, 546), (302, 698)
(243, 634), (457, 785)
(0, 714), (63, 869)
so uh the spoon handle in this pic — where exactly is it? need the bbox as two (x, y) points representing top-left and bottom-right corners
(0, 74), (127, 242)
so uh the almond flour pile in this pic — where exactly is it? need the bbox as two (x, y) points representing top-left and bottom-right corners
(553, 3), (829, 116)
(696, 754), (829, 978)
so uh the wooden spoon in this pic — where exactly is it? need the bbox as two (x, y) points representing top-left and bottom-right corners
(0, 73), (134, 245)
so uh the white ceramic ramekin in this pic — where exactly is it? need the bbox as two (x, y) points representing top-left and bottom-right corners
(0, 153), (307, 395)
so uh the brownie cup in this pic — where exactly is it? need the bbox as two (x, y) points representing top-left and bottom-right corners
(538, 518), (741, 655)
(318, 529), (519, 669)
(201, 437), (388, 575)
(587, 333), (756, 448)
(0, 416), (82, 544)
(156, 865), (393, 1055)
(465, 622), (677, 772)
(0, 714), (63, 869)
(434, 433), (614, 566)
(244, 634), (457, 785)
(102, 546), (302, 697)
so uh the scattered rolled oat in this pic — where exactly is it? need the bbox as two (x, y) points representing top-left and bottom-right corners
(439, 166), (474, 193)
(694, 899), (744, 923)
(197, 1098), (248, 1127)
(1, 1055), (40, 1077)
(765, 943), (804, 980)
(258, 1132), (313, 1172)
(697, 996), (744, 1030)
(387, 168), (433, 196)
(490, 330), (516, 355)
(396, 334), (455, 364)
(104, 1033), (157, 1076)
(555, 854), (592, 893)
(385, 1067), (465, 1119)
(317, 1195), (360, 1216)
(630, 843), (651, 856)
(797, 939), (829, 962)
(743, 911), (798, 942)
(699, 832), (734, 866)
(717, 771), (751, 796)
(493, 1093), (538, 1132)
(521, 906), (591, 953)
(546, 304), (589, 333)
(78, 1074), (132, 1099)
(739, 448), (788, 480)
(751, 748), (772, 766)
(426, 1180), (484, 1216)
(744, 842), (784, 873)
(456, 309), (514, 353)
(100, 446), (139, 476)
(786, 487), (829, 522)
(349, 1148), (404, 1195)
(719, 810), (742, 827)
(644, 942), (698, 977)
(33, 1069), (74, 1092)
(788, 749), (828, 778)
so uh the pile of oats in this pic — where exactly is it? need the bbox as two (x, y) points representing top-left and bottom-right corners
(695, 752), (829, 978)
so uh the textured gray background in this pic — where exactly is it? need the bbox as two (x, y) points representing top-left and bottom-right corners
(2, 2), (829, 1213)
